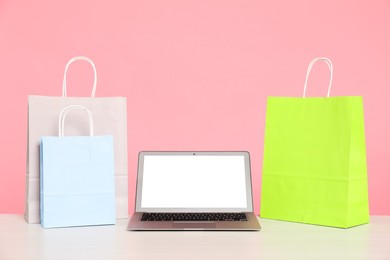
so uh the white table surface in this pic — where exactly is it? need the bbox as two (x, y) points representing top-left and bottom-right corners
(0, 215), (389, 260)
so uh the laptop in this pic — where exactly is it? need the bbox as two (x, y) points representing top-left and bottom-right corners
(127, 151), (261, 231)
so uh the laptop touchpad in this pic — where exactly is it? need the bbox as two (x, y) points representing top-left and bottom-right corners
(173, 222), (216, 229)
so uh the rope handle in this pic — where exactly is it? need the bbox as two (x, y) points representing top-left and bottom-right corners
(58, 105), (94, 137)
(303, 57), (333, 98)
(62, 56), (97, 97)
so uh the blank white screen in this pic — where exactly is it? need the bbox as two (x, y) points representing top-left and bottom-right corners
(140, 155), (248, 209)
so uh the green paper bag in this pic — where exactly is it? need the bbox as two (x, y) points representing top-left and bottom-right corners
(260, 57), (369, 228)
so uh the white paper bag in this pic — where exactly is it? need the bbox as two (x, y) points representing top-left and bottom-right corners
(26, 56), (128, 223)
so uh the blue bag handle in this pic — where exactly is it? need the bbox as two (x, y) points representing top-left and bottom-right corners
(58, 105), (94, 137)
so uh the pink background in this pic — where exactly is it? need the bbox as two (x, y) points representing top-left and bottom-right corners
(0, 1), (389, 215)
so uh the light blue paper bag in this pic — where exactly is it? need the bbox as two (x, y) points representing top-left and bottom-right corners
(40, 105), (116, 228)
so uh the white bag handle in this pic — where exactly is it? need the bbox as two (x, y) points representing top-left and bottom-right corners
(58, 105), (94, 137)
(303, 57), (333, 98)
(62, 56), (97, 97)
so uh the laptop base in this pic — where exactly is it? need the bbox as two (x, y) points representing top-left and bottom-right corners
(127, 212), (261, 231)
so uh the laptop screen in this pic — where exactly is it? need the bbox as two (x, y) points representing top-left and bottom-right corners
(136, 152), (253, 213)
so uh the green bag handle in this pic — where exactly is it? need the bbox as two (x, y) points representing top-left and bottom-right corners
(303, 57), (333, 98)
(58, 105), (94, 137)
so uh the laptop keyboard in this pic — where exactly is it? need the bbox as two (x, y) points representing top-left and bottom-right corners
(141, 213), (248, 222)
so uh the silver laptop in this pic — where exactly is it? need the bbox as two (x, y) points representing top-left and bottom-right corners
(127, 151), (261, 231)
